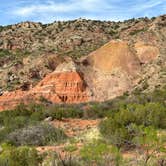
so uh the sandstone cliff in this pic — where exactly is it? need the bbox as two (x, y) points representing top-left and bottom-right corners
(0, 61), (91, 111)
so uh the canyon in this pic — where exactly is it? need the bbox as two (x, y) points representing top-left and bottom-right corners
(0, 15), (165, 111)
(0, 39), (160, 111)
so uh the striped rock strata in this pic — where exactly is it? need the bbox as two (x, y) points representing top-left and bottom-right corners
(0, 62), (91, 111)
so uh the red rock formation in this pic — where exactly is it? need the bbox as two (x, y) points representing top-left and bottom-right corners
(0, 71), (91, 111)
(33, 71), (90, 103)
(0, 90), (27, 111)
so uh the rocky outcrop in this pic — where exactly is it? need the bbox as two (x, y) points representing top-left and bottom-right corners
(135, 42), (159, 64)
(0, 62), (91, 111)
(0, 54), (66, 91)
(32, 71), (91, 103)
(85, 40), (141, 74)
(0, 38), (163, 110)
(0, 90), (27, 111)
(80, 40), (160, 101)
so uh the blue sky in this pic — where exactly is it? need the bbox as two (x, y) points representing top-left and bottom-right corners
(0, 0), (166, 25)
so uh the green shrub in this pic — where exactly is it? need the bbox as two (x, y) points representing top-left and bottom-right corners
(0, 145), (42, 166)
(3, 116), (28, 130)
(64, 144), (78, 152)
(0, 26), (3, 32)
(134, 103), (166, 128)
(0, 103), (47, 143)
(100, 102), (166, 148)
(80, 140), (123, 165)
(80, 140), (110, 162)
(0, 49), (11, 57)
(44, 152), (83, 166)
(132, 126), (166, 166)
(46, 105), (83, 120)
(82, 103), (111, 118)
(7, 123), (67, 146)
(100, 117), (131, 147)
(129, 28), (147, 35)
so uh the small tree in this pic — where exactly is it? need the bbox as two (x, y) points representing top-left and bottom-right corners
(0, 144), (43, 166)
(80, 140), (123, 165)
(132, 126), (166, 166)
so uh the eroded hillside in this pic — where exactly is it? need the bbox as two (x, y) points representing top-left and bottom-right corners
(0, 15), (165, 109)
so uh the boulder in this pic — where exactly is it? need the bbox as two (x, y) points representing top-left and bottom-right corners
(44, 117), (53, 122)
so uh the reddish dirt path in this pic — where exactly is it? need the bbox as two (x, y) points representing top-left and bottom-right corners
(51, 118), (100, 137)
(37, 118), (100, 158)
(36, 142), (83, 158)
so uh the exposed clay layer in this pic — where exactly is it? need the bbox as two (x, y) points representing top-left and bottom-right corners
(0, 71), (91, 111)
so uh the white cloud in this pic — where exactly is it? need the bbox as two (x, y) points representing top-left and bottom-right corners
(132, 0), (163, 11)
(15, 6), (36, 16)
(10, 0), (166, 23)
(13, 0), (111, 17)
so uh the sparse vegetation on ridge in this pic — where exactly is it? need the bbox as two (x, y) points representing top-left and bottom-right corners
(0, 14), (165, 93)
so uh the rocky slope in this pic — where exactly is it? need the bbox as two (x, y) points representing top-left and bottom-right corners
(79, 39), (160, 101)
(0, 15), (165, 110)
